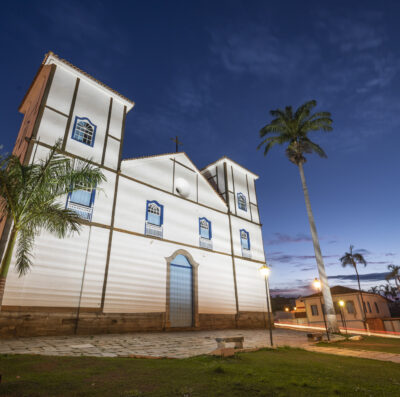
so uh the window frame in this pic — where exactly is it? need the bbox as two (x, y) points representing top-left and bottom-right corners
(146, 200), (164, 226)
(374, 301), (380, 313)
(237, 192), (247, 211)
(240, 229), (250, 250)
(346, 300), (356, 314)
(66, 186), (96, 221)
(311, 304), (319, 316)
(199, 217), (212, 240)
(71, 116), (97, 147)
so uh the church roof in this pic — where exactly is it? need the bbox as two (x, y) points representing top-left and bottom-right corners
(122, 152), (228, 206)
(42, 51), (134, 109)
(201, 156), (259, 179)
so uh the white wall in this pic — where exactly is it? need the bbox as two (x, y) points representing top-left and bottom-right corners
(114, 175), (231, 254)
(103, 231), (237, 314)
(235, 258), (268, 312)
(230, 216), (265, 262)
(4, 226), (108, 308)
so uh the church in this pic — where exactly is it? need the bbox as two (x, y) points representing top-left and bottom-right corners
(0, 52), (270, 336)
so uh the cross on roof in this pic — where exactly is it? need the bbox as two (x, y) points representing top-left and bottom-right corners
(171, 136), (183, 152)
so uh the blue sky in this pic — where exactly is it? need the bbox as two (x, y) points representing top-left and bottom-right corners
(1, 1), (399, 296)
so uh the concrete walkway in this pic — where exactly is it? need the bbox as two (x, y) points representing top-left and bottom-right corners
(0, 329), (399, 363)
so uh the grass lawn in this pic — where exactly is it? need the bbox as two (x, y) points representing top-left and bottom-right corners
(0, 348), (399, 396)
(317, 335), (400, 354)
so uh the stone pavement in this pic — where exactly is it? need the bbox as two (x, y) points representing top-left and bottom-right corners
(0, 329), (399, 363)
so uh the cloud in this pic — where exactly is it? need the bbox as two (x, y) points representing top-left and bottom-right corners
(328, 272), (390, 282)
(354, 248), (371, 255)
(265, 233), (312, 245)
(209, 25), (320, 79)
(268, 252), (337, 264)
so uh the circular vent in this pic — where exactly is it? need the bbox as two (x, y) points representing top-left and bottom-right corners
(175, 178), (190, 197)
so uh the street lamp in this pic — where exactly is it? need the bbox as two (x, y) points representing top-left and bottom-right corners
(259, 264), (273, 346)
(313, 277), (330, 341)
(338, 300), (347, 335)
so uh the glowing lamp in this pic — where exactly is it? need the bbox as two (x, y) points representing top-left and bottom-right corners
(259, 264), (271, 278)
(284, 307), (289, 312)
(313, 278), (321, 291)
(338, 300), (345, 307)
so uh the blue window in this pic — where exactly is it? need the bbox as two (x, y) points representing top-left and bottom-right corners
(240, 229), (250, 250)
(66, 186), (96, 221)
(199, 217), (212, 240)
(146, 200), (163, 226)
(72, 116), (96, 147)
(237, 193), (247, 211)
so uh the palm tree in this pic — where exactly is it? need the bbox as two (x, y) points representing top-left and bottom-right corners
(369, 286), (380, 294)
(379, 283), (397, 300)
(386, 265), (400, 292)
(340, 245), (367, 328)
(258, 99), (338, 332)
(0, 141), (105, 307)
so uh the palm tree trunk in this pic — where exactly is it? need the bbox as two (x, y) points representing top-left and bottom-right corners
(298, 162), (339, 332)
(354, 265), (367, 330)
(0, 227), (18, 310)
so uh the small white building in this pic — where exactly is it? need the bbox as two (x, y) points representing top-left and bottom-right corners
(0, 52), (270, 336)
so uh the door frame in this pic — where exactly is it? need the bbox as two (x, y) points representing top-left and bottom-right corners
(165, 249), (199, 328)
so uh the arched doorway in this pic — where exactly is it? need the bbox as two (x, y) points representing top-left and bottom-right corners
(165, 250), (199, 328)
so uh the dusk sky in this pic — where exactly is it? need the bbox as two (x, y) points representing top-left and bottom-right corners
(1, 1), (399, 297)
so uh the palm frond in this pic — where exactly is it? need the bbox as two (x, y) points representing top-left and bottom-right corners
(15, 228), (34, 277)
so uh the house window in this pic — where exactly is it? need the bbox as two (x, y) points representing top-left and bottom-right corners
(145, 200), (163, 238)
(237, 193), (247, 211)
(367, 302), (372, 313)
(240, 229), (250, 250)
(199, 218), (211, 239)
(66, 185), (96, 221)
(240, 229), (251, 258)
(72, 116), (96, 147)
(199, 217), (212, 250)
(146, 201), (163, 226)
(311, 305), (319, 316)
(346, 300), (355, 314)
(374, 302), (380, 313)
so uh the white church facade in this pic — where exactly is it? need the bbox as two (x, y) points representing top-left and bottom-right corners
(0, 52), (270, 336)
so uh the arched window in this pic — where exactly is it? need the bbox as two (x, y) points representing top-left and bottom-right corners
(237, 193), (247, 211)
(240, 229), (250, 250)
(199, 217), (211, 240)
(374, 302), (380, 313)
(72, 116), (96, 147)
(146, 200), (163, 226)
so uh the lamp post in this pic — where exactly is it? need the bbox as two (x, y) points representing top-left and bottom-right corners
(259, 264), (273, 346)
(338, 300), (347, 335)
(313, 277), (330, 341)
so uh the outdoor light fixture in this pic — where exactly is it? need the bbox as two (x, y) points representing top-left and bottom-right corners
(313, 278), (321, 290)
(284, 307), (289, 312)
(338, 300), (347, 334)
(258, 264), (273, 346)
(259, 264), (271, 278)
(312, 277), (330, 341)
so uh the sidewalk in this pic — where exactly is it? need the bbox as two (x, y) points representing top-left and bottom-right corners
(305, 345), (400, 364)
(0, 328), (399, 363)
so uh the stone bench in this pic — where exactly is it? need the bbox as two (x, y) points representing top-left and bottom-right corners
(307, 333), (323, 342)
(215, 336), (244, 349)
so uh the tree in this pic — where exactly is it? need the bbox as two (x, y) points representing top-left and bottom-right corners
(369, 286), (380, 294)
(386, 264), (400, 292)
(340, 245), (368, 328)
(258, 99), (338, 332)
(0, 142), (105, 307)
(379, 283), (397, 300)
